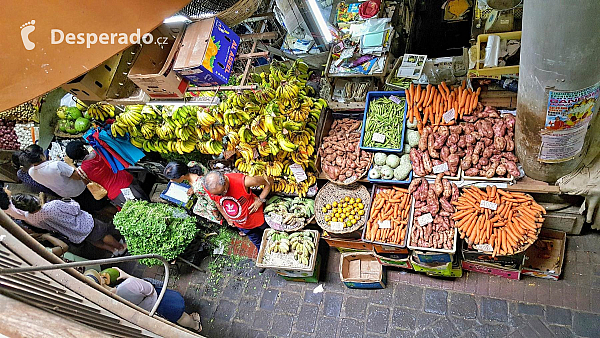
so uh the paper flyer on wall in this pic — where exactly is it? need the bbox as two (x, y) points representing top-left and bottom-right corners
(396, 54), (427, 79)
(538, 81), (600, 163)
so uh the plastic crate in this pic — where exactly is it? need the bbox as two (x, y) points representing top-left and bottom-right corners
(359, 91), (408, 153)
(474, 31), (522, 76)
(367, 165), (413, 185)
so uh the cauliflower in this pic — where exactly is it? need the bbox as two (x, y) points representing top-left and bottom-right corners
(406, 129), (420, 147)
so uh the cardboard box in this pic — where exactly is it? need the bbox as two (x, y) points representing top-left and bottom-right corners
(174, 17), (240, 86)
(410, 256), (462, 277)
(374, 245), (409, 255)
(340, 252), (386, 289)
(461, 240), (524, 269)
(462, 260), (521, 280)
(278, 255), (321, 282)
(256, 229), (320, 274)
(62, 52), (122, 101)
(128, 25), (189, 98)
(412, 250), (453, 264)
(521, 229), (566, 281)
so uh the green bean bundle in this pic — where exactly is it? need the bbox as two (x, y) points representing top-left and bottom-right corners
(363, 96), (405, 149)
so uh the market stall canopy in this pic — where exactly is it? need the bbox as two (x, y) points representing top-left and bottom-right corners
(0, 0), (190, 112)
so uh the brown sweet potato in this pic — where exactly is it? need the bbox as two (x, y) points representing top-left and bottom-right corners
(486, 162), (500, 178)
(440, 146), (450, 162)
(496, 164), (507, 176)
(505, 135), (515, 151)
(493, 120), (507, 137)
(434, 174), (444, 196)
(447, 134), (459, 145)
(447, 154), (460, 169)
(457, 135), (467, 148)
(449, 125), (462, 135)
(440, 198), (454, 212)
(419, 128), (429, 151)
(433, 133), (448, 150)
(451, 183), (459, 202)
(442, 179), (452, 198)
(483, 137), (493, 147)
(503, 159), (520, 177)
(502, 152), (519, 162)
(422, 151), (433, 173)
(465, 168), (479, 176)
(504, 114), (516, 130)
(494, 136), (507, 151)
(465, 134), (476, 145)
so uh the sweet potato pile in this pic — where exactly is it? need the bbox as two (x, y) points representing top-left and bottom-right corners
(410, 105), (519, 179)
(408, 176), (458, 250)
(319, 118), (373, 183)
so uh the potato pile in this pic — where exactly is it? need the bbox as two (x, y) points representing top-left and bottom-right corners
(319, 118), (373, 183)
(410, 125), (460, 176)
(409, 176), (458, 250)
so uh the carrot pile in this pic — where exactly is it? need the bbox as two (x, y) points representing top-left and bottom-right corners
(364, 187), (411, 245)
(405, 81), (481, 133)
(452, 186), (546, 257)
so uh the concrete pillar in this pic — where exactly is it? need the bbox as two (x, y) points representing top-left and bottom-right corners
(515, 0), (600, 183)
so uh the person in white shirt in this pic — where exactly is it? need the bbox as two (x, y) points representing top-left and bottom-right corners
(85, 267), (201, 331)
(19, 144), (109, 212)
(0, 189), (126, 255)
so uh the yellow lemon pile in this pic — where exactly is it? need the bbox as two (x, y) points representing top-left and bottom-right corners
(321, 196), (365, 228)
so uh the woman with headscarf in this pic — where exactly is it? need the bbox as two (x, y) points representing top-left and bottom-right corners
(65, 140), (148, 208)
(163, 161), (222, 225)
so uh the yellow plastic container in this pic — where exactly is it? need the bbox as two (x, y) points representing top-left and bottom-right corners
(474, 31), (522, 76)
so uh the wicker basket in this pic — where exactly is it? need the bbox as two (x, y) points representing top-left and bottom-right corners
(217, 0), (261, 27)
(265, 214), (314, 232)
(54, 124), (84, 139)
(323, 153), (372, 186)
(315, 182), (372, 234)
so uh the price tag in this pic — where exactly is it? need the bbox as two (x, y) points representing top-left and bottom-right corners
(271, 214), (283, 224)
(474, 243), (494, 252)
(389, 95), (403, 104)
(121, 188), (136, 200)
(417, 213), (433, 226)
(378, 220), (391, 229)
(432, 162), (449, 174)
(289, 164), (307, 182)
(330, 222), (344, 231)
(480, 200), (498, 210)
(443, 108), (456, 123)
(372, 133), (386, 143)
(344, 176), (356, 184)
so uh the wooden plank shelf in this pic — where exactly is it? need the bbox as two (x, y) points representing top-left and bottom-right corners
(328, 101), (366, 112)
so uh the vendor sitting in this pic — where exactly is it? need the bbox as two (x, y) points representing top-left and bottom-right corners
(203, 170), (273, 250)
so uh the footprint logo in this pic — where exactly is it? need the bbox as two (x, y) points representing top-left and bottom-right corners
(20, 20), (36, 51)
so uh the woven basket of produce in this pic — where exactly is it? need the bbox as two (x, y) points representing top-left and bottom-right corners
(54, 124), (84, 139)
(319, 118), (373, 185)
(264, 196), (315, 232)
(217, 0), (261, 27)
(452, 186), (544, 257)
(315, 182), (371, 234)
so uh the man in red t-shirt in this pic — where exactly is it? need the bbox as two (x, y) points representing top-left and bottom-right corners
(204, 171), (273, 249)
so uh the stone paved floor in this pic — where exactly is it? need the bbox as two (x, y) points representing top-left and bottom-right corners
(130, 232), (600, 338)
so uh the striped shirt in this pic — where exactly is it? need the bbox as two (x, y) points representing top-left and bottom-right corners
(5, 199), (94, 244)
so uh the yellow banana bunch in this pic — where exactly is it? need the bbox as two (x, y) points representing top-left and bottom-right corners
(87, 103), (115, 121)
(197, 108), (217, 127)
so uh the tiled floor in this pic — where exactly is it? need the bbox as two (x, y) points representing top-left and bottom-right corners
(128, 231), (600, 338)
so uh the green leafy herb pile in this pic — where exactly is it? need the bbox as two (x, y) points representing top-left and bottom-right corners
(114, 201), (199, 266)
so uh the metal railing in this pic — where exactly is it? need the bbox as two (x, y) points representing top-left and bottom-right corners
(0, 254), (169, 317)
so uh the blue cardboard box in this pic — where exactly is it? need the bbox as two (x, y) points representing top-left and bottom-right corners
(174, 17), (240, 86)
(340, 252), (386, 289)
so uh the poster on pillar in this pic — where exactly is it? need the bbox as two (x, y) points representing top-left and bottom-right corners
(538, 81), (600, 163)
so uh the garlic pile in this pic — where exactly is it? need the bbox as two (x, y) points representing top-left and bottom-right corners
(15, 122), (35, 150)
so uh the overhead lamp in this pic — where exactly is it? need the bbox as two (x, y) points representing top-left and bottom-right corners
(163, 15), (191, 24)
(307, 0), (333, 43)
